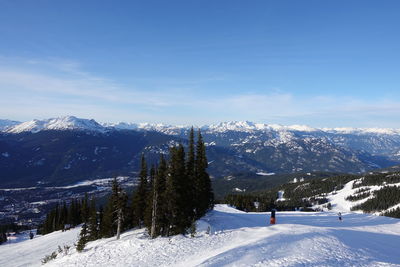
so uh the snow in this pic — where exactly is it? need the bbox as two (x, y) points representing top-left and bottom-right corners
(0, 177), (128, 191)
(0, 227), (81, 267)
(323, 127), (400, 135)
(3, 116), (400, 138)
(256, 172), (275, 176)
(324, 179), (400, 213)
(5, 116), (105, 133)
(276, 190), (286, 201)
(233, 187), (246, 192)
(0, 119), (20, 131)
(1, 205), (400, 267)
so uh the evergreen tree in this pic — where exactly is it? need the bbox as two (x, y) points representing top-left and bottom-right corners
(144, 165), (156, 231)
(0, 230), (7, 244)
(150, 155), (167, 238)
(81, 193), (90, 224)
(132, 154), (148, 227)
(111, 178), (128, 240)
(165, 145), (190, 235)
(76, 222), (88, 252)
(194, 130), (214, 218)
(68, 198), (81, 227)
(87, 198), (98, 241)
(76, 193), (90, 251)
(99, 197), (114, 238)
(186, 127), (196, 219)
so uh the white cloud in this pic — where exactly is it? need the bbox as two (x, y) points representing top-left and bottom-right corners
(0, 57), (400, 127)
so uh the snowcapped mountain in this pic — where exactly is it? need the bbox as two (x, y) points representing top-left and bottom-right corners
(5, 116), (105, 133)
(0, 119), (21, 131)
(103, 122), (187, 135)
(3, 116), (400, 136)
(1, 116), (400, 187)
(204, 121), (319, 133)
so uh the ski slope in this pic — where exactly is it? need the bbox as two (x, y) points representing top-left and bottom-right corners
(0, 227), (80, 267)
(1, 205), (400, 267)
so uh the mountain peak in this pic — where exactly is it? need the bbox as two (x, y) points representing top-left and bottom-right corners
(205, 121), (318, 133)
(0, 119), (21, 131)
(6, 116), (105, 133)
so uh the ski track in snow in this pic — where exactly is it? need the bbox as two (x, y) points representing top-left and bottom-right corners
(1, 205), (400, 267)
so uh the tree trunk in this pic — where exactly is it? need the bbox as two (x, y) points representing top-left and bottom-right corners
(150, 189), (158, 238)
(116, 209), (122, 240)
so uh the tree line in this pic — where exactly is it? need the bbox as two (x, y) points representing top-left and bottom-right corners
(224, 173), (400, 219)
(38, 198), (83, 235)
(351, 186), (400, 213)
(39, 129), (214, 251)
(0, 223), (32, 245)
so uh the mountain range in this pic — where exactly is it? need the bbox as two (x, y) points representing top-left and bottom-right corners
(1, 116), (400, 187)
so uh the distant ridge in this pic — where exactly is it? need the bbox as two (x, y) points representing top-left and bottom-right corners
(4, 116), (105, 133)
(3, 116), (400, 135)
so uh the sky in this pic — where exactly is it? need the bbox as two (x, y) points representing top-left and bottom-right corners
(0, 0), (400, 127)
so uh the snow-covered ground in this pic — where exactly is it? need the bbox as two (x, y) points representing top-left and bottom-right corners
(1, 205), (400, 267)
(0, 227), (80, 267)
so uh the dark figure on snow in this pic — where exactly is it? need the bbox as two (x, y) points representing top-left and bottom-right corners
(270, 209), (277, 224)
(29, 231), (34, 239)
(338, 212), (342, 221)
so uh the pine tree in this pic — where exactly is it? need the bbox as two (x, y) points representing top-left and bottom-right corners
(165, 145), (190, 235)
(60, 202), (68, 229)
(87, 198), (98, 241)
(76, 222), (88, 252)
(111, 178), (128, 240)
(99, 197), (114, 238)
(186, 127), (196, 220)
(0, 230), (7, 244)
(194, 130), (214, 219)
(132, 154), (148, 228)
(150, 155), (167, 238)
(68, 198), (81, 227)
(144, 165), (156, 231)
(76, 193), (90, 251)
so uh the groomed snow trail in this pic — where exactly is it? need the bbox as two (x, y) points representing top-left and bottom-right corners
(0, 227), (81, 267)
(2, 205), (400, 267)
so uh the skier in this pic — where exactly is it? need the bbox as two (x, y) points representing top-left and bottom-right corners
(270, 209), (277, 224)
(29, 231), (34, 239)
(338, 212), (342, 221)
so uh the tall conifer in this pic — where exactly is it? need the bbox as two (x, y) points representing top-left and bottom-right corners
(132, 154), (148, 227)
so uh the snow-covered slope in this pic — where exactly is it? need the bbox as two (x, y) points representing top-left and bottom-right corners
(5, 116), (105, 133)
(0, 227), (80, 267)
(317, 178), (400, 215)
(2, 205), (399, 267)
(0, 119), (20, 131)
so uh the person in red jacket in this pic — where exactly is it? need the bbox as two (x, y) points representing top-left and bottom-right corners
(270, 209), (277, 224)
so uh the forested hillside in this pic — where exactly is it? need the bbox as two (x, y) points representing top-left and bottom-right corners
(224, 172), (400, 218)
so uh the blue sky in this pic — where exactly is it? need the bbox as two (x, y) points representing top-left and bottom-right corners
(0, 0), (399, 127)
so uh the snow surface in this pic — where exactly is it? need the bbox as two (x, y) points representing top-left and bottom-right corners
(2, 205), (399, 267)
(0, 227), (81, 267)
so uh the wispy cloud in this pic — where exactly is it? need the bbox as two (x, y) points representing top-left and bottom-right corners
(1, 57), (400, 127)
